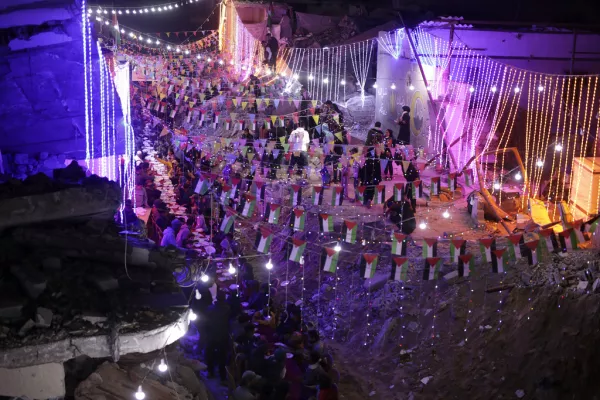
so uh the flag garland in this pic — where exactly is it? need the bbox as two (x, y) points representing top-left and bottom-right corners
(194, 174), (211, 195)
(458, 254), (475, 277)
(319, 213), (334, 233)
(251, 180), (266, 200)
(422, 238), (438, 258)
(322, 247), (339, 273)
(524, 240), (539, 266)
(412, 180), (423, 199)
(584, 215), (600, 235)
(558, 228), (579, 251)
(479, 238), (495, 263)
(230, 177), (240, 199)
(264, 203), (281, 224)
(356, 186), (366, 203)
(569, 220), (587, 243)
(312, 186), (324, 206)
(254, 226), (273, 254)
(238, 193), (256, 218)
(331, 187), (344, 206)
(392, 233), (408, 256)
(491, 248), (508, 273)
(430, 177), (440, 196)
(394, 183), (405, 201)
(290, 208), (306, 231)
(447, 173), (457, 191)
(289, 238), (306, 262)
(343, 220), (358, 244)
(391, 257), (410, 281)
(449, 239), (466, 263)
(374, 185), (386, 205)
(290, 184), (302, 206)
(506, 234), (524, 261)
(538, 228), (557, 255)
(220, 208), (235, 233)
(423, 257), (441, 280)
(361, 254), (379, 278)
(220, 184), (232, 204)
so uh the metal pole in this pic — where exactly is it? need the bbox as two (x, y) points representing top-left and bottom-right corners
(398, 12), (458, 170)
(570, 31), (578, 75)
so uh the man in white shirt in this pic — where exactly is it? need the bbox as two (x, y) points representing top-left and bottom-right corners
(288, 121), (310, 177)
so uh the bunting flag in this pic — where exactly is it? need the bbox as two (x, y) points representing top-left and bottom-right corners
(430, 177), (440, 196)
(343, 220), (358, 243)
(524, 240), (539, 266)
(374, 185), (386, 205)
(331, 187), (344, 206)
(392, 233), (408, 256)
(321, 247), (339, 273)
(422, 238), (437, 258)
(449, 239), (466, 263)
(458, 254), (475, 277)
(479, 238), (495, 263)
(412, 180), (423, 199)
(312, 186), (324, 205)
(361, 254), (379, 279)
(238, 194), (256, 218)
(491, 248), (508, 273)
(291, 208), (306, 231)
(463, 169), (474, 186)
(265, 203), (281, 224)
(194, 174), (211, 195)
(506, 234), (524, 261)
(447, 173), (457, 191)
(569, 220), (587, 243)
(391, 257), (409, 281)
(394, 183), (405, 201)
(254, 227), (273, 254)
(558, 228), (579, 251)
(423, 257), (441, 281)
(584, 215), (600, 235)
(289, 238), (306, 262)
(220, 184), (232, 204)
(220, 211), (235, 233)
(319, 213), (334, 233)
(349, 184), (365, 203)
(290, 185), (302, 206)
(230, 177), (240, 199)
(251, 180), (267, 200)
(538, 228), (557, 255)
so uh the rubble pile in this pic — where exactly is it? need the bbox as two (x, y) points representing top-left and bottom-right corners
(2, 152), (73, 180)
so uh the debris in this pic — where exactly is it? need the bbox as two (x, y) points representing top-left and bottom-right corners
(35, 307), (54, 327)
(369, 391), (376, 396)
(421, 376), (432, 385)
(407, 321), (419, 332)
(0, 297), (26, 320)
(515, 389), (525, 398)
(82, 311), (108, 325)
(19, 319), (36, 336)
(43, 257), (62, 270)
(10, 264), (47, 299)
(443, 270), (459, 281)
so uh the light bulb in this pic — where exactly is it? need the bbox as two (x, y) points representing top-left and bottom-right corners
(299, 256), (305, 265)
(266, 69), (272, 75)
(308, 75), (314, 81)
(103, 9), (107, 14)
(155, 40), (159, 44)
(536, 160), (544, 167)
(442, 210), (450, 219)
(340, 80), (346, 85)
(362, 239), (366, 245)
(372, 83), (378, 88)
(135, 386), (146, 400)
(491, 86), (497, 92)
(185, 50), (190, 55)
(515, 172), (522, 181)
(158, 359), (168, 372)
(133, 10), (137, 14)
(189, 310), (197, 321)
(493, 182), (501, 190)
(409, 85), (415, 91)
(419, 222), (427, 230)
(96, 8), (101, 13)
(266, 259), (273, 270)
(207, 58), (212, 62)
(105, 20), (109, 25)
(514, 87), (520, 93)
(158, 7), (162, 11)
(228, 263), (237, 274)
(118, 10), (122, 14)
(555, 143), (563, 152)
(391, 83), (396, 90)
(323, 78), (329, 84)
(167, 45), (171, 50)
(151, 7), (155, 12)
(293, 73), (299, 79)
(469, 87), (475, 93)
(334, 242), (342, 252)
(200, 274), (209, 283)
(147, 38), (151, 43)
(230, 60), (234, 65)
(121, 29), (125, 33)
(538, 85), (544, 92)
(176, 48), (181, 52)
(126, 9), (130, 13)
(218, 59), (224, 65)
(195, 289), (201, 300)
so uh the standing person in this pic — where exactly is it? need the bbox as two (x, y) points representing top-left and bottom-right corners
(288, 121), (310, 177)
(365, 122), (384, 147)
(331, 129), (347, 183)
(134, 179), (149, 208)
(395, 105), (411, 145)
(205, 290), (231, 382)
(381, 129), (394, 181)
(266, 33), (279, 70)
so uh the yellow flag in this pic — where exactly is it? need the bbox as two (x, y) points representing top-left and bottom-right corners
(256, 98), (263, 107)
(279, 136), (286, 145)
(247, 153), (255, 162)
(270, 115), (277, 124)
(242, 102), (248, 110)
(232, 98), (238, 107)
(312, 115), (320, 124)
(311, 100), (318, 108)
(265, 98), (270, 106)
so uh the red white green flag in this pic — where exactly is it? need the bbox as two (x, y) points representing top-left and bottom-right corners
(264, 203), (281, 224)
(356, 186), (366, 203)
(230, 177), (241, 199)
(447, 173), (457, 191)
(194, 174), (211, 195)
(584, 215), (600, 234)
(392, 233), (407, 255)
(220, 184), (232, 204)
(422, 238), (437, 258)
(538, 228), (557, 255)
(449, 239), (466, 263)
(479, 238), (495, 263)
(290, 208), (305, 231)
(251, 180), (266, 200)
(423, 257), (441, 280)
(463, 169), (474, 186)
(343, 220), (358, 244)
(394, 183), (405, 201)
(361, 254), (379, 278)
(507, 234), (523, 260)
(220, 208), (236, 233)
(312, 186), (324, 205)
(374, 185), (386, 205)
(331, 187), (344, 206)
(321, 247), (339, 273)
(254, 226), (273, 254)
(239, 194), (256, 218)
(558, 228), (579, 251)
(524, 240), (539, 266)
(458, 254), (475, 277)
(491, 248), (508, 273)
(290, 185), (302, 206)
(412, 180), (423, 199)
(430, 177), (440, 196)
(569, 220), (586, 243)
(391, 257), (409, 281)
(319, 213), (334, 233)
(289, 238), (306, 262)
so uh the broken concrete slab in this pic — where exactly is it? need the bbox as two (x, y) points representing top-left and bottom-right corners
(81, 312), (108, 325)
(35, 307), (53, 328)
(88, 270), (118, 292)
(19, 319), (36, 336)
(0, 362), (65, 399)
(363, 273), (389, 292)
(0, 297), (27, 320)
(10, 264), (47, 299)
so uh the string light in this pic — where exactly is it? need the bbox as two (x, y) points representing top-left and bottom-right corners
(195, 289), (201, 299)
(334, 242), (342, 252)
(469, 86), (475, 93)
(391, 83), (396, 90)
(538, 85), (544, 92)
(515, 172), (522, 181)
(158, 359), (168, 372)
(409, 84), (415, 91)
(228, 263), (237, 274)
(555, 143), (563, 152)
(188, 310), (197, 321)
(200, 273), (209, 282)
(491, 85), (497, 92)
(536, 160), (544, 167)
(135, 386), (146, 400)
(372, 82), (378, 88)
(419, 222), (427, 230)
(493, 182), (501, 190)
(514, 86), (520, 93)
(442, 210), (450, 219)
(266, 259), (274, 270)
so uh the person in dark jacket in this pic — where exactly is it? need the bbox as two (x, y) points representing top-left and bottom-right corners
(384, 195), (416, 234)
(381, 129), (394, 180)
(205, 290), (231, 380)
(396, 105), (411, 144)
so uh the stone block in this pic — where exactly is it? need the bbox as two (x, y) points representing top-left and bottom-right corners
(10, 264), (47, 299)
(443, 270), (459, 282)
(42, 257), (62, 270)
(14, 153), (29, 164)
(0, 363), (65, 398)
(363, 272), (389, 292)
(19, 319), (35, 336)
(82, 311), (107, 325)
(35, 307), (53, 328)
(88, 271), (118, 292)
(0, 297), (26, 320)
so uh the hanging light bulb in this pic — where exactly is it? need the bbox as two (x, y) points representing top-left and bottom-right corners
(121, 29), (125, 34)
(125, 9), (130, 13)
(391, 83), (396, 90)
(151, 7), (156, 12)
(419, 222), (427, 230)
(200, 274), (209, 283)
(323, 78), (329, 84)
(299, 256), (305, 265)
(491, 86), (497, 93)
(155, 40), (159, 45)
(132, 10), (137, 14)
(555, 143), (563, 152)
(362, 239), (366, 246)
(536, 160), (544, 167)
(538, 85), (544, 92)
(228, 263), (237, 274)
(266, 69), (272, 75)
(188, 310), (197, 321)
(293, 73), (299, 79)
(195, 289), (201, 300)
(230, 60), (234, 65)
(104, 20), (109, 25)
(167, 45), (171, 50)
(176, 47), (181, 52)
(493, 182), (501, 190)
(207, 57), (212, 62)
(515, 172), (522, 181)
(265, 259), (274, 270)
(147, 38), (152, 44)
(308, 75), (314, 80)
(334, 242), (342, 252)
(442, 210), (450, 219)
(118, 10), (122, 14)
(218, 59), (224, 65)
(409, 84), (415, 91)
(372, 82), (378, 88)
(158, 7), (162, 11)
(340, 79), (346, 85)
(469, 87), (475, 93)
(135, 386), (146, 400)
(514, 86), (520, 93)
(158, 359), (168, 372)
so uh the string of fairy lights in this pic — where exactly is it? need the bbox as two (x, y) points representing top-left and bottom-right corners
(90, 0), (200, 16)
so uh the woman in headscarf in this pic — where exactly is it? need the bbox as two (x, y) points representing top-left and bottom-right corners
(395, 105), (411, 145)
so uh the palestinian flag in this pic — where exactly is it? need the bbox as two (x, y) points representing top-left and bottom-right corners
(558, 228), (579, 251)
(319, 213), (334, 233)
(194, 174), (211, 195)
(290, 185), (302, 206)
(321, 247), (339, 273)
(331, 187), (344, 206)
(449, 239), (466, 263)
(312, 186), (324, 205)
(569, 220), (587, 243)
(251, 180), (267, 200)
(343, 220), (358, 243)
(290, 208), (305, 231)
(374, 185), (386, 205)
(238, 194), (256, 218)
(583, 215), (600, 234)
(392, 233), (408, 256)
(289, 238), (306, 262)
(391, 257), (409, 281)
(412, 180), (423, 199)
(447, 173), (457, 191)
(220, 210), (235, 233)
(220, 184), (232, 204)
(254, 227), (273, 254)
(524, 240), (539, 266)
(458, 254), (475, 277)
(506, 234), (524, 261)
(422, 238), (438, 258)
(230, 177), (241, 199)
(538, 228), (557, 255)
(463, 169), (474, 186)
(356, 186), (366, 203)
(361, 254), (379, 278)
(430, 177), (440, 196)
(394, 183), (405, 201)
(479, 238), (495, 263)
(264, 203), (281, 224)
(423, 258), (441, 281)
(491, 248), (508, 273)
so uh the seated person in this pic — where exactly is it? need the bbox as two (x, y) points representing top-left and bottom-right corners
(307, 330), (326, 357)
(232, 370), (261, 400)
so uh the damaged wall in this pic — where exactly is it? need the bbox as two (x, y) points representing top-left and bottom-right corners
(0, 0), (125, 159)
